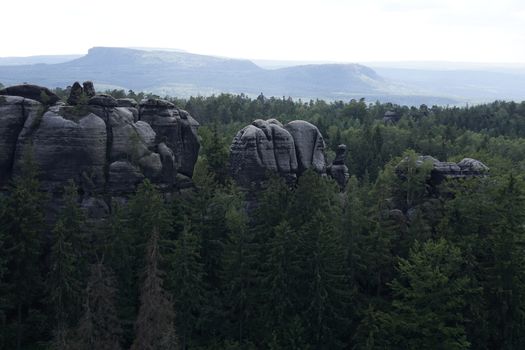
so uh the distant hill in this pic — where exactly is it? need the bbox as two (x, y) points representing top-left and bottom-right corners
(0, 47), (463, 105)
(0, 54), (82, 66)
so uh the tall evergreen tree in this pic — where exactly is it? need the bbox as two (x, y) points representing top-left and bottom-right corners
(222, 197), (258, 346)
(0, 149), (46, 349)
(130, 181), (177, 350)
(131, 226), (178, 350)
(47, 180), (86, 347)
(168, 221), (205, 350)
(386, 238), (471, 350)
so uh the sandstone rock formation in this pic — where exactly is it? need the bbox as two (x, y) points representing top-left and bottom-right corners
(396, 155), (489, 184)
(0, 84), (60, 105)
(0, 82), (201, 219)
(327, 144), (350, 190)
(67, 81), (97, 105)
(230, 118), (326, 187)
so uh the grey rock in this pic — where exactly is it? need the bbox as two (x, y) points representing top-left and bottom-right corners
(0, 84), (60, 105)
(138, 153), (163, 179)
(1, 81), (202, 222)
(158, 142), (176, 184)
(109, 108), (150, 162)
(383, 110), (400, 124)
(284, 120), (326, 175)
(327, 145), (349, 190)
(135, 121), (156, 148)
(178, 111), (200, 177)
(457, 158), (489, 173)
(67, 82), (84, 105)
(82, 81), (96, 97)
(13, 109), (107, 192)
(88, 94), (118, 107)
(396, 155), (489, 184)
(230, 118), (328, 186)
(139, 99), (200, 177)
(0, 96), (42, 186)
(117, 98), (138, 108)
(108, 161), (144, 193)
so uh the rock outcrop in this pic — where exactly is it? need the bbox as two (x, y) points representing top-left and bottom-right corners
(327, 144), (350, 190)
(0, 84), (60, 105)
(0, 82), (201, 219)
(396, 155), (489, 184)
(230, 118), (326, 187)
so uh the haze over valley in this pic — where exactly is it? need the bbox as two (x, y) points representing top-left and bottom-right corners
(1, 47), (524, 105)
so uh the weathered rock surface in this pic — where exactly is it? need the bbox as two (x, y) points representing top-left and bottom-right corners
(0, 84), (60, 105)
(139, 98), (200, 177)
(230, 118), (326, 186)
(0, 83), (201, 220)
(0, 96), (42, 184)
(327, 144), (350, 190)
(67, 81), (97, 105)
(396, 155), (489, 184)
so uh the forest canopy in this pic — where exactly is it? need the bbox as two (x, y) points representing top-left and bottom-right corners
(2, 88), (525, 349)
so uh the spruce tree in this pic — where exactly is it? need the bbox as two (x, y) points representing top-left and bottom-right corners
(131, 226), (178, 350)
(0, 149), (46, 349)
(168, 221), (205, 349)
(222, 198), (257, 346)
(47, 180), (86, 347)
(130, 180), (177, 350)
(386, 238), (471, 350)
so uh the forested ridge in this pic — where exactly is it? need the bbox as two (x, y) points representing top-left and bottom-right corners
(2, 88), (525, 349)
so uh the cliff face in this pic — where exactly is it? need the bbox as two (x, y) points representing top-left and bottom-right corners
(230, 118), (328, 187)
(0, 83), (200, 219)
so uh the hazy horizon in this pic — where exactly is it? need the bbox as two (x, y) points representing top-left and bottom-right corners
(2, 0), (525, 64)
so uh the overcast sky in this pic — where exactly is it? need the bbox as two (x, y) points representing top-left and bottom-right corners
(2, 0), (525, 63)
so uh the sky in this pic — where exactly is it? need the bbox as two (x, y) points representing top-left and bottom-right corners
(1, 0), (525, 63)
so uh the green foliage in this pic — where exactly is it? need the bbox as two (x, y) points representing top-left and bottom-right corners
(385, 239), (472, 350)
(0, 149), (47, 349)
(7, 90), (525, 348)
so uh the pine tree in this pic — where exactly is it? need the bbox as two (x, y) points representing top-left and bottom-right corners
(48, 220), (79, 348)
(386, 238), (471, 350)
(222, 198), (258, 346)
(47, 180), (86, 347)
(0, 149), (46, 349)
(286, 170), (352, 349)
(131, 226), (178, 350)
(483, 175), (525, 349)
(168, 221), (205, 349)
(260, 221), (305, 348)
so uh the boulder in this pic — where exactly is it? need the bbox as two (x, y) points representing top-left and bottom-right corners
(0, 84), (60, 105)
(89, 94), (118, 107)
(457, 158), (489, 173)
(284, 120), (326, 175)
(117, 98), (138, 108)
(230, 118), (327, 186)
